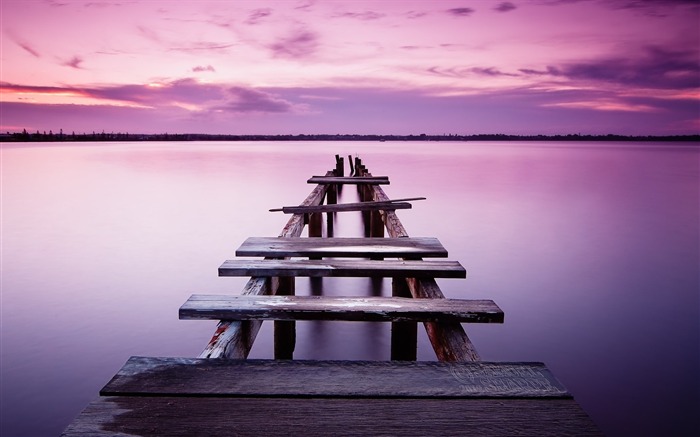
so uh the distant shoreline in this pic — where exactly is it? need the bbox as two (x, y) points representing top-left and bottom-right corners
(1, 132), (698, 143)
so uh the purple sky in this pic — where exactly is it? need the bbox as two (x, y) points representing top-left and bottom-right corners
(1, 0), (699, 135)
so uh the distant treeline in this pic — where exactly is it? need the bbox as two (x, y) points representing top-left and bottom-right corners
(1, 130), (698, 142)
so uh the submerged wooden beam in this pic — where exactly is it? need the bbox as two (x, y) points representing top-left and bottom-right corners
(236, 237), (448, 258)
(308, 176), (389, 185)
(180, 295), (504, 323)
(219, 259), (467, 279)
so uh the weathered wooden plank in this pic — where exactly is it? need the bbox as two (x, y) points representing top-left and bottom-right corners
(218, 259), (466, 278)
(308, 176), (389, 185)
(63, 397), (602, 437)
(180, 295), (504, 323)
(270, 201), (412, 214)
(100, 357), (569, 398)
(236, 237), (448, 258)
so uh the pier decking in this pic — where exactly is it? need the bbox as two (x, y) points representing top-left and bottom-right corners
(63, 156), (601, 436)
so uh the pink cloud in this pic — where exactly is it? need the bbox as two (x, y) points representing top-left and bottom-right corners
(5, 31), (41, 57)
(1, 79), (301, 115)
(333, 11), (386, 21)
(494, 2), (517, 12)
(268, 28), (318, 59)
(192, 65), (215, 73)
(246, 8), (272, 25)
(446, 7), (475, 17)
(62, 56), (84, 69)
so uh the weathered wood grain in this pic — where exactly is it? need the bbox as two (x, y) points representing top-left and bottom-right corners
(179, 295), (504, 323)
(236, 237), (448, 258)
(218, 259), (466, 278)
(270, 201), (412, 214)
(308, 176), (389, 185)
(100, 357), (569, 398)
(62, 397), (602, 437)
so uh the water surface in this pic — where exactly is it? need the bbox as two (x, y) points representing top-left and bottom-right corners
(1, 141), (698, 436)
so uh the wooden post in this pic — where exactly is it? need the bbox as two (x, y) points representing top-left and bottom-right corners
(309, 212), (323, 238)
(327, 184), (337, 205)
(391, 278), (417, 360)
(370, 210), (384, 238)
(326, 211), (334, 237)
(335, 155), (344, 177)
(274, 276), (295, 359)
(348, 155), (354, 176)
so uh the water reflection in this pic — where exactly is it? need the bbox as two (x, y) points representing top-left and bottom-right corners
(1, 141), (698, 437)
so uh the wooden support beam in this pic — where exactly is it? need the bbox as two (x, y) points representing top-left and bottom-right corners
(235, 237), (448, 258)
(180, 295), (504, 323)
(365, 172), (482, 362)
(218, 259), (467, 279)
(198, 170), (334, 359)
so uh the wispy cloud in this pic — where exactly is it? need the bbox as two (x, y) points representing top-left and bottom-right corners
(6, 31), (41, 57)
(246, 8), (272, 25)
(557, 46), (700, 89)
(0, 79), (301, 115)
(268, 28), (319, 59)
(62, 56), (84, 69)
(406, 10), (428, 19)
(494, 2), (517, 12)
(426, 66), (517, 78)
(136, 24), (234, 54)
(334, 11), (386, 20)
(446, 7), (475, 17)
(218, 87), (296, 113)
(169, 42), (235, 53)
(295, 0), (315, 12)
(192, 65), (215, 73)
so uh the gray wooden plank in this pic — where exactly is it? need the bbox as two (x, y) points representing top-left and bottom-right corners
(236, 237), (448, 258)
(100, 357), (569, 398)
(271, 201), (412, 214)
(308, 176), (389, 185)
(218, 259), (466, 278)
(62, 397), (602, 437)
(180, 295), (504, 323)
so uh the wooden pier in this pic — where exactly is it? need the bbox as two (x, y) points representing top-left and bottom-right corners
(63, 156), (601, 436)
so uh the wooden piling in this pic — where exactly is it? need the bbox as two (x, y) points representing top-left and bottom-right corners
(391, 278), (417, 360)
(274, 276), (296, 359)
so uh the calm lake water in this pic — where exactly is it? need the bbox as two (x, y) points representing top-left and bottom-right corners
(1, 141), (698, 436)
